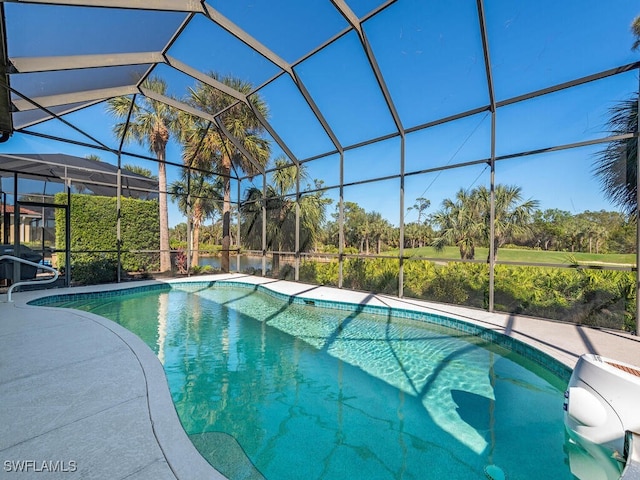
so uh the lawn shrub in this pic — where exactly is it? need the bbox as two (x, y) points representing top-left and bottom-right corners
(493, 266), (635, 330)
(300, 259), (339, 286)
(297, 257), (636, 332)
(69, 256), (120, 285)
(342, 258), (399, 295)
(403, 260), (436, 298)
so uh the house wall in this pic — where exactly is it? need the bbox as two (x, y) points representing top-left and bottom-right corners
(2, 215), (38, 244)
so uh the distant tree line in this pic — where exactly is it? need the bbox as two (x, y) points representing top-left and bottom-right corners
(169, 184), (636, 259)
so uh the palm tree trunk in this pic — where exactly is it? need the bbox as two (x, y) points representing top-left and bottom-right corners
(221, 162), (231, 273)
(191, 202), (204, 268)
(192, 223), (200, 268)
(273, 240), (281, 276)
(158, 155), (171, 272)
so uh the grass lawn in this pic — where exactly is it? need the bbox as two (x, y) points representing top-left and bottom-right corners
(398, 246), (636, 267)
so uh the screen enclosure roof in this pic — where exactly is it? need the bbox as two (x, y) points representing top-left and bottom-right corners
(0, 0), (639, 182)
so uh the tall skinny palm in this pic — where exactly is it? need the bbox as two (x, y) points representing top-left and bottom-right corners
(169, 172), (222, 267)
(182, 73), (270, 272)
(107, 77), (178, 272)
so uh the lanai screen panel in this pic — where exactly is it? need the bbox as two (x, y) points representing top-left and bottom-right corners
(0, 1), (639, 329)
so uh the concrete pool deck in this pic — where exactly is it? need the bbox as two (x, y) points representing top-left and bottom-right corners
(1, 273), (639, 479)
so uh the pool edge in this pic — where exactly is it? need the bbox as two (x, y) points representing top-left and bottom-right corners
(25, 274), (574, 383)
(87, 309), (228, 480)
(7, 286), (228, 480)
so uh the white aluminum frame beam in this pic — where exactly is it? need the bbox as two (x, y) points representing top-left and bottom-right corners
(6, 0), (203, 13)
(10, 52), (166, 73)
(165, 56), (247, 103)
(140, 86), (216, 124)
(330, 0), (403, 134)
(12, 85), (138, 111)
(163, 57), (299, 167)
(201, 3), (292, 76)
(199, 3), (343, 154)
(329, 0), (363, 37)
(248, 101), (299, 167)
(13, 100), (103, 129)
(214, 117), (265, 176)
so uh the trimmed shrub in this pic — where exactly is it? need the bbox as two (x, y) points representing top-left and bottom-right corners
(70, 256), (120, 285)
(55, 193), (160, 283)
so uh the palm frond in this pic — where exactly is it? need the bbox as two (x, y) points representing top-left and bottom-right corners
(592, 95), (638, 216)
(632, 16), (640, 51)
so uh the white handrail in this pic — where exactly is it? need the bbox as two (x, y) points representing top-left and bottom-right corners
(0, 254), (59, 302)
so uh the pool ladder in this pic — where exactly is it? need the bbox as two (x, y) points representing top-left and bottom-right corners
(0, 255), (59, 302)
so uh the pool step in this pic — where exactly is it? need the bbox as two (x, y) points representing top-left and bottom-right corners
(621, 431), (640, 479)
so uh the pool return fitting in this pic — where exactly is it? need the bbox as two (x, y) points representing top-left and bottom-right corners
(484, 464), (506, 480)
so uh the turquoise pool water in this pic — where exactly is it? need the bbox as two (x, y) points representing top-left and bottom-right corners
(50, 283), (578, 479)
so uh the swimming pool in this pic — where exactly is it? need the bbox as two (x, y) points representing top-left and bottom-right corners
(41, 281), (598, 479)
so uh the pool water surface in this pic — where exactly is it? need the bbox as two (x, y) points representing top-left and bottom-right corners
(52, 283), (584, 480)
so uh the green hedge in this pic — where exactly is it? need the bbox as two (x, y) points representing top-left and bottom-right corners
(55, 193), (160, 284)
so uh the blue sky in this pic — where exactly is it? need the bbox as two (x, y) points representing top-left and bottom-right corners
(2, 0), (639, 227)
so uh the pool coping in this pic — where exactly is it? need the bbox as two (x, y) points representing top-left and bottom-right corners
(4, 273), (640, 479)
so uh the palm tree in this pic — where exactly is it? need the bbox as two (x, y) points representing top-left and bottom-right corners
(593, 97), (638, 216)
(593, 14), (639, 215)
(169, 172), (222, 267)
(476, 185), (539, 261)
(123, 164), (157, 180)
(107, 76), (179, 272)
(432, 185), (538, 260)
(241, 157), (328, 274)
(367, 212), (392, 254)
(181, 73), (270, 272)
(431, 188), (482, 260)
